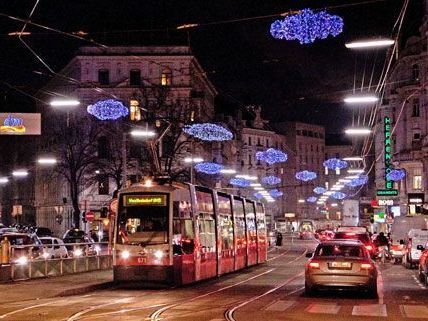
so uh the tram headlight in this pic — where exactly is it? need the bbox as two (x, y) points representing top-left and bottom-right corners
(154, 250), (164, 259)
(73, 248), (83, 257)
(121, 250), (130, 259)
(15, 256), (28, 265)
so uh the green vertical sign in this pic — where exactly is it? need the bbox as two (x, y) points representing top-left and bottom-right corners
(384, 117), (392, 189)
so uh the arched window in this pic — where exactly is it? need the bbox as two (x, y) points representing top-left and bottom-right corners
(412, 98), (420, 117)
(161, 68), (172, 86)
(412, 64), (420, 81)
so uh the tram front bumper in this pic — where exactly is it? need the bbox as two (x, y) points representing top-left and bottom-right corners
(114, 265), (174, 284)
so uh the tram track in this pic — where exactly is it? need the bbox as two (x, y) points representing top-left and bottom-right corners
(149, 247), (309, 321)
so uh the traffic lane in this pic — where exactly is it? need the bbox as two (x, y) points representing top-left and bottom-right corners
(0, 246), (297, 320)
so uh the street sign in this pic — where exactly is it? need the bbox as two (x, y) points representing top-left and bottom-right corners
(109, 199), (118, 215)
(376, 189), (398, 196)
(85, 211), (95, 222)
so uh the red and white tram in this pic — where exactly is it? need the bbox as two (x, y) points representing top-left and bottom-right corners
(113, 181), (267, 285)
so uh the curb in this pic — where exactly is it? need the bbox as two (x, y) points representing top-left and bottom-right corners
(57, 281), (115, 297)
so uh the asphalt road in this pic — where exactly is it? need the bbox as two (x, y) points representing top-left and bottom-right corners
(1, 239), (428, 321)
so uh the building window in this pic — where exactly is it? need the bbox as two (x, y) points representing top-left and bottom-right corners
(98, 69), (109, 85)
(98, 175), (109, 195)
(335, 168), (340, 175)
(412, 64), (420, 81)
(413, 132), (421, 141)
(266, 139), (269, 147)
(325, 182), (329, 189)
(412, 99), (420, 117)
(130, 69), (141, 86)
(97, 136), (110, 159)
(413, 175), (422, 190)
(257, 137), (261, 146)
(161, 69), (172, 86)
(248, 155), (252, 165)
(248, 136), (252, 146)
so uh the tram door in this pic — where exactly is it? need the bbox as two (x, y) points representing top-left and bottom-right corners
(217, 193), (234, 275)
(256, 203), (267, 263)
(233, 197), (247, 271)
(194, 188), (217, 281)
(245, 200), (258, 266)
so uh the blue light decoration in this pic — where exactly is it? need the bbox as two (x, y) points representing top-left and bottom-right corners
(270, 9), (344, 44)
(183, 123), (233, 141)
(295, 170), (317, 182)
(261, 175), (281, 185)
(331, 192), (346, 200)
(230, 178), (251, 187)
(256, 148), (288, 165)
(323, 158), (348, 170)
(313, 187), (327, 194)
(194, 162), (223, 175)
(307, 196), (317, 203)
(87, 99), (129, 120)
(269, 189), (283, 198)
(386, 169), (406, 182)
(345, 174), (368, 188)
(254, 192), (264, 200)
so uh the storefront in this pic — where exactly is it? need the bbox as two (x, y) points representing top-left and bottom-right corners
(408, 193), (425, 215)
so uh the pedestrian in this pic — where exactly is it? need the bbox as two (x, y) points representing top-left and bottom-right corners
(375, 232), (389, 263)
(276, 232), (283, 247)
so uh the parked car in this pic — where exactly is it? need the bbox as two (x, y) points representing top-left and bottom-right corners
(2, 232), (43, 264)
(403, 229), (428, 269)
(33, 227), (53, 238)
(418, 244), (428, 284)
(334, 231), (378, 258)
(305, 239), (378, 297)
(63, 229), (98, 257)
(39, 237), (68, 259)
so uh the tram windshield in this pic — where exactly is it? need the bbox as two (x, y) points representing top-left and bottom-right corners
(117, 193), (169, 245)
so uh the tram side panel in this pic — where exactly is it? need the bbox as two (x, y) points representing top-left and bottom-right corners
(194, 187), (218, 281)
(256, 203), (268, 263)
(217, 193), (235, 275)
(233, 197), (247, 271)
(245, 200), (258, 267)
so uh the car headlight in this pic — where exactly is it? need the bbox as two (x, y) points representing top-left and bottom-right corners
(94, 245), (101, 253)
(42, 252), (50, 259)
(74, 249), (83, 257)
(154, 250), (164, 259)
(121, 250), (130, 259)
(15, 256), (28, 265)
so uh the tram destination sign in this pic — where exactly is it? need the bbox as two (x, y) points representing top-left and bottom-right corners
(376, 189), (398, 196)
(124, 195), (167, 206)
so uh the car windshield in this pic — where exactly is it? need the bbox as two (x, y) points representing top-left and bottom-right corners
(66, 230), (85, 238)
(63, 237), (85, 243)
(315, 245), (365, 258)
(334, 232), (370, 244)
(7, 235), (32, 245)
(40, 239), (52, 245)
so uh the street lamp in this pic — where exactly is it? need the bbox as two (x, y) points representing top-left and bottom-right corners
(37, 157), (57, 165)
(130, 129), (156, 137)
(12, 170), (28, 177)
(220, 169), (237, 174)
(0, 177), (8, 184)
(49, 99), (80, 107)
(345, 127), (371, 136)
(345, 39), (394, 49)
(343, 156), (363, 161)
(184, 157), (203, 163)
(347, 169), (364, 174)
(343, 95), (378, 104)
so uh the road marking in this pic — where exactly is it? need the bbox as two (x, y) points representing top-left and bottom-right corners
(66, 298), (132, 321)
(264, 300), (295, 311)
(306, 303), (340, 314)
(0, 301), (55, 319)
(412, 275), (426, 289)
(401, 305), (428, 318)
(352, 304), (387, 317)
(378, 270), (384, 304)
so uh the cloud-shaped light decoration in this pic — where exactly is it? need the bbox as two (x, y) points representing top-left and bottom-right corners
(269, 189), (283, 198)
(331, 192), (346, 200)
(254, 192), (264, 199)
(256, 148), (288, 165)
(386, 169), (406, 182)
(313, 187), (327, 194)
(261, 175), (281, 185)
(87, 99), (129, 120)
(295, 170), (317, 182)
(307, 196), (317, 203)
(345, 174), (368, 187)
(183, 123), (233, 141)
(323, 158), (348, 170)
(230, 178), (251, 187)
(270, 9), (344, 44)
(194, 162), (223, 175)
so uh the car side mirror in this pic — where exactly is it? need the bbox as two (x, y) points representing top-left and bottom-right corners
(305, 252), (313, 258)
(417, 245), (425, 251)
(400, 239), (404, 245)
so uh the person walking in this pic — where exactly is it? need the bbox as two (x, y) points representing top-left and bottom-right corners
(375, 232), (389, 263)
(276, 232), (283, 247)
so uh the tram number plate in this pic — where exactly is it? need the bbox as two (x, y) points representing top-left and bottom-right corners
(137, 257), (147, 263)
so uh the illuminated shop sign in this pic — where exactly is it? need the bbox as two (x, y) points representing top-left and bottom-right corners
(384, 117), (392, 189)
(376, 189), (398, 196)
(124, 194), (167, 206)
(378, 199), (394, 206)
(408, 193), (424, 204)
(0, 113), (41, 135)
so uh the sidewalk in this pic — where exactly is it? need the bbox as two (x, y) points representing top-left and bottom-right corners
(0, 269), (113, 303)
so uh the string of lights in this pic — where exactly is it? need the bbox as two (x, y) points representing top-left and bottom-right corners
(256, 148), (288, 165)
(230, 177), (251, 187)
(295, 170), (317, 182)
(269, 189), (284, 198)
(194, 162), (223, 175)
(331, 191), (347, 200)
(261, 175), (281, 185)
(307, 196), (317, 203)
(386, 169), (405, 181)
(313, 187), (327, 194)
(183, 123), (233, 141)
(323, 158), (348, 170)
(87, 99), (129, 120)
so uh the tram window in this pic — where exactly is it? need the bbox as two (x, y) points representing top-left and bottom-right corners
(172, 189), (195, 254)
(218, 194), (234, 251)
(196, 189), (216, 251)
(256, 203), (266, 240)
(233, 198), (246, 247)
(245, 201), (257, 244)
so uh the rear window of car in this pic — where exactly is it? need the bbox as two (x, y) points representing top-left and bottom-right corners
(63, 237), (85, 243)
(315, 245), (365, 258)
(66, 230), (85, 238)
(40, 239), (52, 245)
(8, 235), (32, 245)
(334, 232), (370, 244)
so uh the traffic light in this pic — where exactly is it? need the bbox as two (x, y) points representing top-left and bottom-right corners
(81, 211), (87, 223)
(100, 207), (108, 218)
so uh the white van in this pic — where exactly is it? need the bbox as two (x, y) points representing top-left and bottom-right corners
(390, 216), (428, 263)
(403, 229), (428, 268)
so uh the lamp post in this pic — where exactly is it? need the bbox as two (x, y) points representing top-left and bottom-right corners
(184, 157), (204, 184)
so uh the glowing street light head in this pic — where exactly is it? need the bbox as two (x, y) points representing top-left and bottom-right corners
(345, 39), (394, 49)
(348, 169), (364, 174)
(220, 169), (237, 174)
(130, 129), (156, 138)
(184, 157), (204, 163)
(344, 95), (378, 104)
(49, 99), (80, 107)
(12, 170), (28, 177)
(343, 156), (363, 161)
(37, 157), (57, 165)
(345, 128), (371, 136)
(0, 177), (8, 184)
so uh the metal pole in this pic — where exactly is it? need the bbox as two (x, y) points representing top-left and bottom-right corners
(122, 133), (127, 187)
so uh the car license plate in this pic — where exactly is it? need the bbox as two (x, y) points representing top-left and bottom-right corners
(329, 262), (351, 269)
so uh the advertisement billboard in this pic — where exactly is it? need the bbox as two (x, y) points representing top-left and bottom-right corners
(0, 113), (41, 135)
(342, 200), (360, 226)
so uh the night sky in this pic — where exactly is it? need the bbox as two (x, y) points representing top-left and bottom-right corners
(0, 0), (423, 141)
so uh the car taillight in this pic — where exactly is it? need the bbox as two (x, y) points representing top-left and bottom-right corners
(308, 262), (320, 269)
(360, 263), (373, 270)
(365, 245), (373, 251)
(346, 232), (356, 236)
